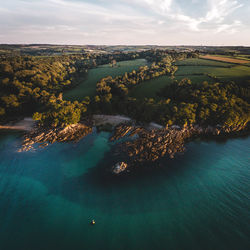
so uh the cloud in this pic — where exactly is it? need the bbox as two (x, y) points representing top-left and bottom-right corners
(216, 20), (242, 33)
(145, 0), (173, 13)
(205, 0), (243, 23)
(0, 0), (249, 45)
(142, 0), (244, 32)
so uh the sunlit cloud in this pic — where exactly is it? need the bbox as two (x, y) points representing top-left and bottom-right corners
(0, 0), (249, 45)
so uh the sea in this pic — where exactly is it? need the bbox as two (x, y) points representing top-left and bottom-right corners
(0, 130), (249, 250)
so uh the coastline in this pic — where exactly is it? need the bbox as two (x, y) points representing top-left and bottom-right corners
(4, 115), (248, 170)
(0, 115), (132, 132)
(0, 118), (35, 131)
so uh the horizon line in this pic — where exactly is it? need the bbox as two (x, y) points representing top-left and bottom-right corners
(1, 43), (250, 47)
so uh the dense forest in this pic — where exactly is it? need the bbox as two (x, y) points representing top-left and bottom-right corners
(93, 52), (250, 131)
(0, 49), (249, 131)
(0, 51), (141, 125)
(93, 78), (250, 131)
(0, 54), (85, 123)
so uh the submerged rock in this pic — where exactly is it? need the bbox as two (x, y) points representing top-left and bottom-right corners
(112, 162), (128, 174)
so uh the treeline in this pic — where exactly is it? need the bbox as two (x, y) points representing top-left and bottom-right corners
(80, 51), (141, 68)
(95, 51), (197, 103)
(94, 78), (249, 131)
(33, 96), (90, 128)
(0, 54), (87, 122)
(1, 47), (248, 132)
(156, 79), (250, 129)
(0, 51), (142, 125)
(4, 49), (226, 129)
(30, 50), (199, 127)
(90, 49), (249, 131)
(96, 64), (178, 102)
(140, 49), (198, 63)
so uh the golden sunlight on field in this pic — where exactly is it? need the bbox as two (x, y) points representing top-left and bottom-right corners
(200, 55), (249, 64)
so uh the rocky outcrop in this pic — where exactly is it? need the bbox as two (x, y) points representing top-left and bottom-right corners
(110, 123), (249, 164)
(111, 125), (189, 162)
(112, 162), (128, 174)
(19, 123), (92, 152)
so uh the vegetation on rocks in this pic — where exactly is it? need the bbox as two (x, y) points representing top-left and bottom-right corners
(32, 95), (90, 127)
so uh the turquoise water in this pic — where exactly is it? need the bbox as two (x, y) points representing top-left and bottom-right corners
(0, 131), (249, 250)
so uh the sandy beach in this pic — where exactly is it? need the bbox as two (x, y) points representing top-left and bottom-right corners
(0, 118), (35, 131)
(92, 114), (132, 126)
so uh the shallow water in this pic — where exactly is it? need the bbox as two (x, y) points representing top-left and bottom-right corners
(0, 131), (249, 250)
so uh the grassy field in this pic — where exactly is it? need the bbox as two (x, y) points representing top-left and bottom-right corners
(129, 75), (173, 99)
(129, 74), (213, 99)
(64, 57), (250, 101)
(200, 55), (250, 64)
(205, 65), (250, 81)
(175, 58), (250, 83)
(175, 58), (232, 67)
(129, 57), (250, 99)
(210, 54), (250, 61)
(64, 59), (149, 101)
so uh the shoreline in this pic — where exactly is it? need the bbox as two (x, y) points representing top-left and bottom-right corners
(0, 118), (35, 132)
(0, 115), (132, 132)
(3, 115), (249, 163)
(2, 115), (248, 136)
(108, 123), (249, 173)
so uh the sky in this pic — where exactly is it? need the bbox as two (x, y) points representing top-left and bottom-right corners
(0, 0), (250, 45)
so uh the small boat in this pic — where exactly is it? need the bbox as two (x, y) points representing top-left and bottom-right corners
(91, 219), (95, 225)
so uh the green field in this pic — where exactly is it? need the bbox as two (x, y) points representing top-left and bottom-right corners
(175, 58), (250, 82)
(129, 74), (213, 99)
(175, 58), (233, 67)
(64, 57), (250, 101)
(64, 59), (149, 101)
(129, 75), (173, 99)
(129, 57), (250, 99)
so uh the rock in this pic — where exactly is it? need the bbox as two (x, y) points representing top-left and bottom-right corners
(19, 123), (92, 152)
(214, 128), (220, 135)
(112, 162), (128, 174)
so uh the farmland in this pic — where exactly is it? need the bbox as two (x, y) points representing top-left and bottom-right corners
(200, 54), (250, 64)
(175, 58), (250, 83)
(129, 74), (213, 99)
(209, 54), (250, 62)
(175, 58), (233, 67)
(64, 59), (149, 101)
(129, 57), (250, 99)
